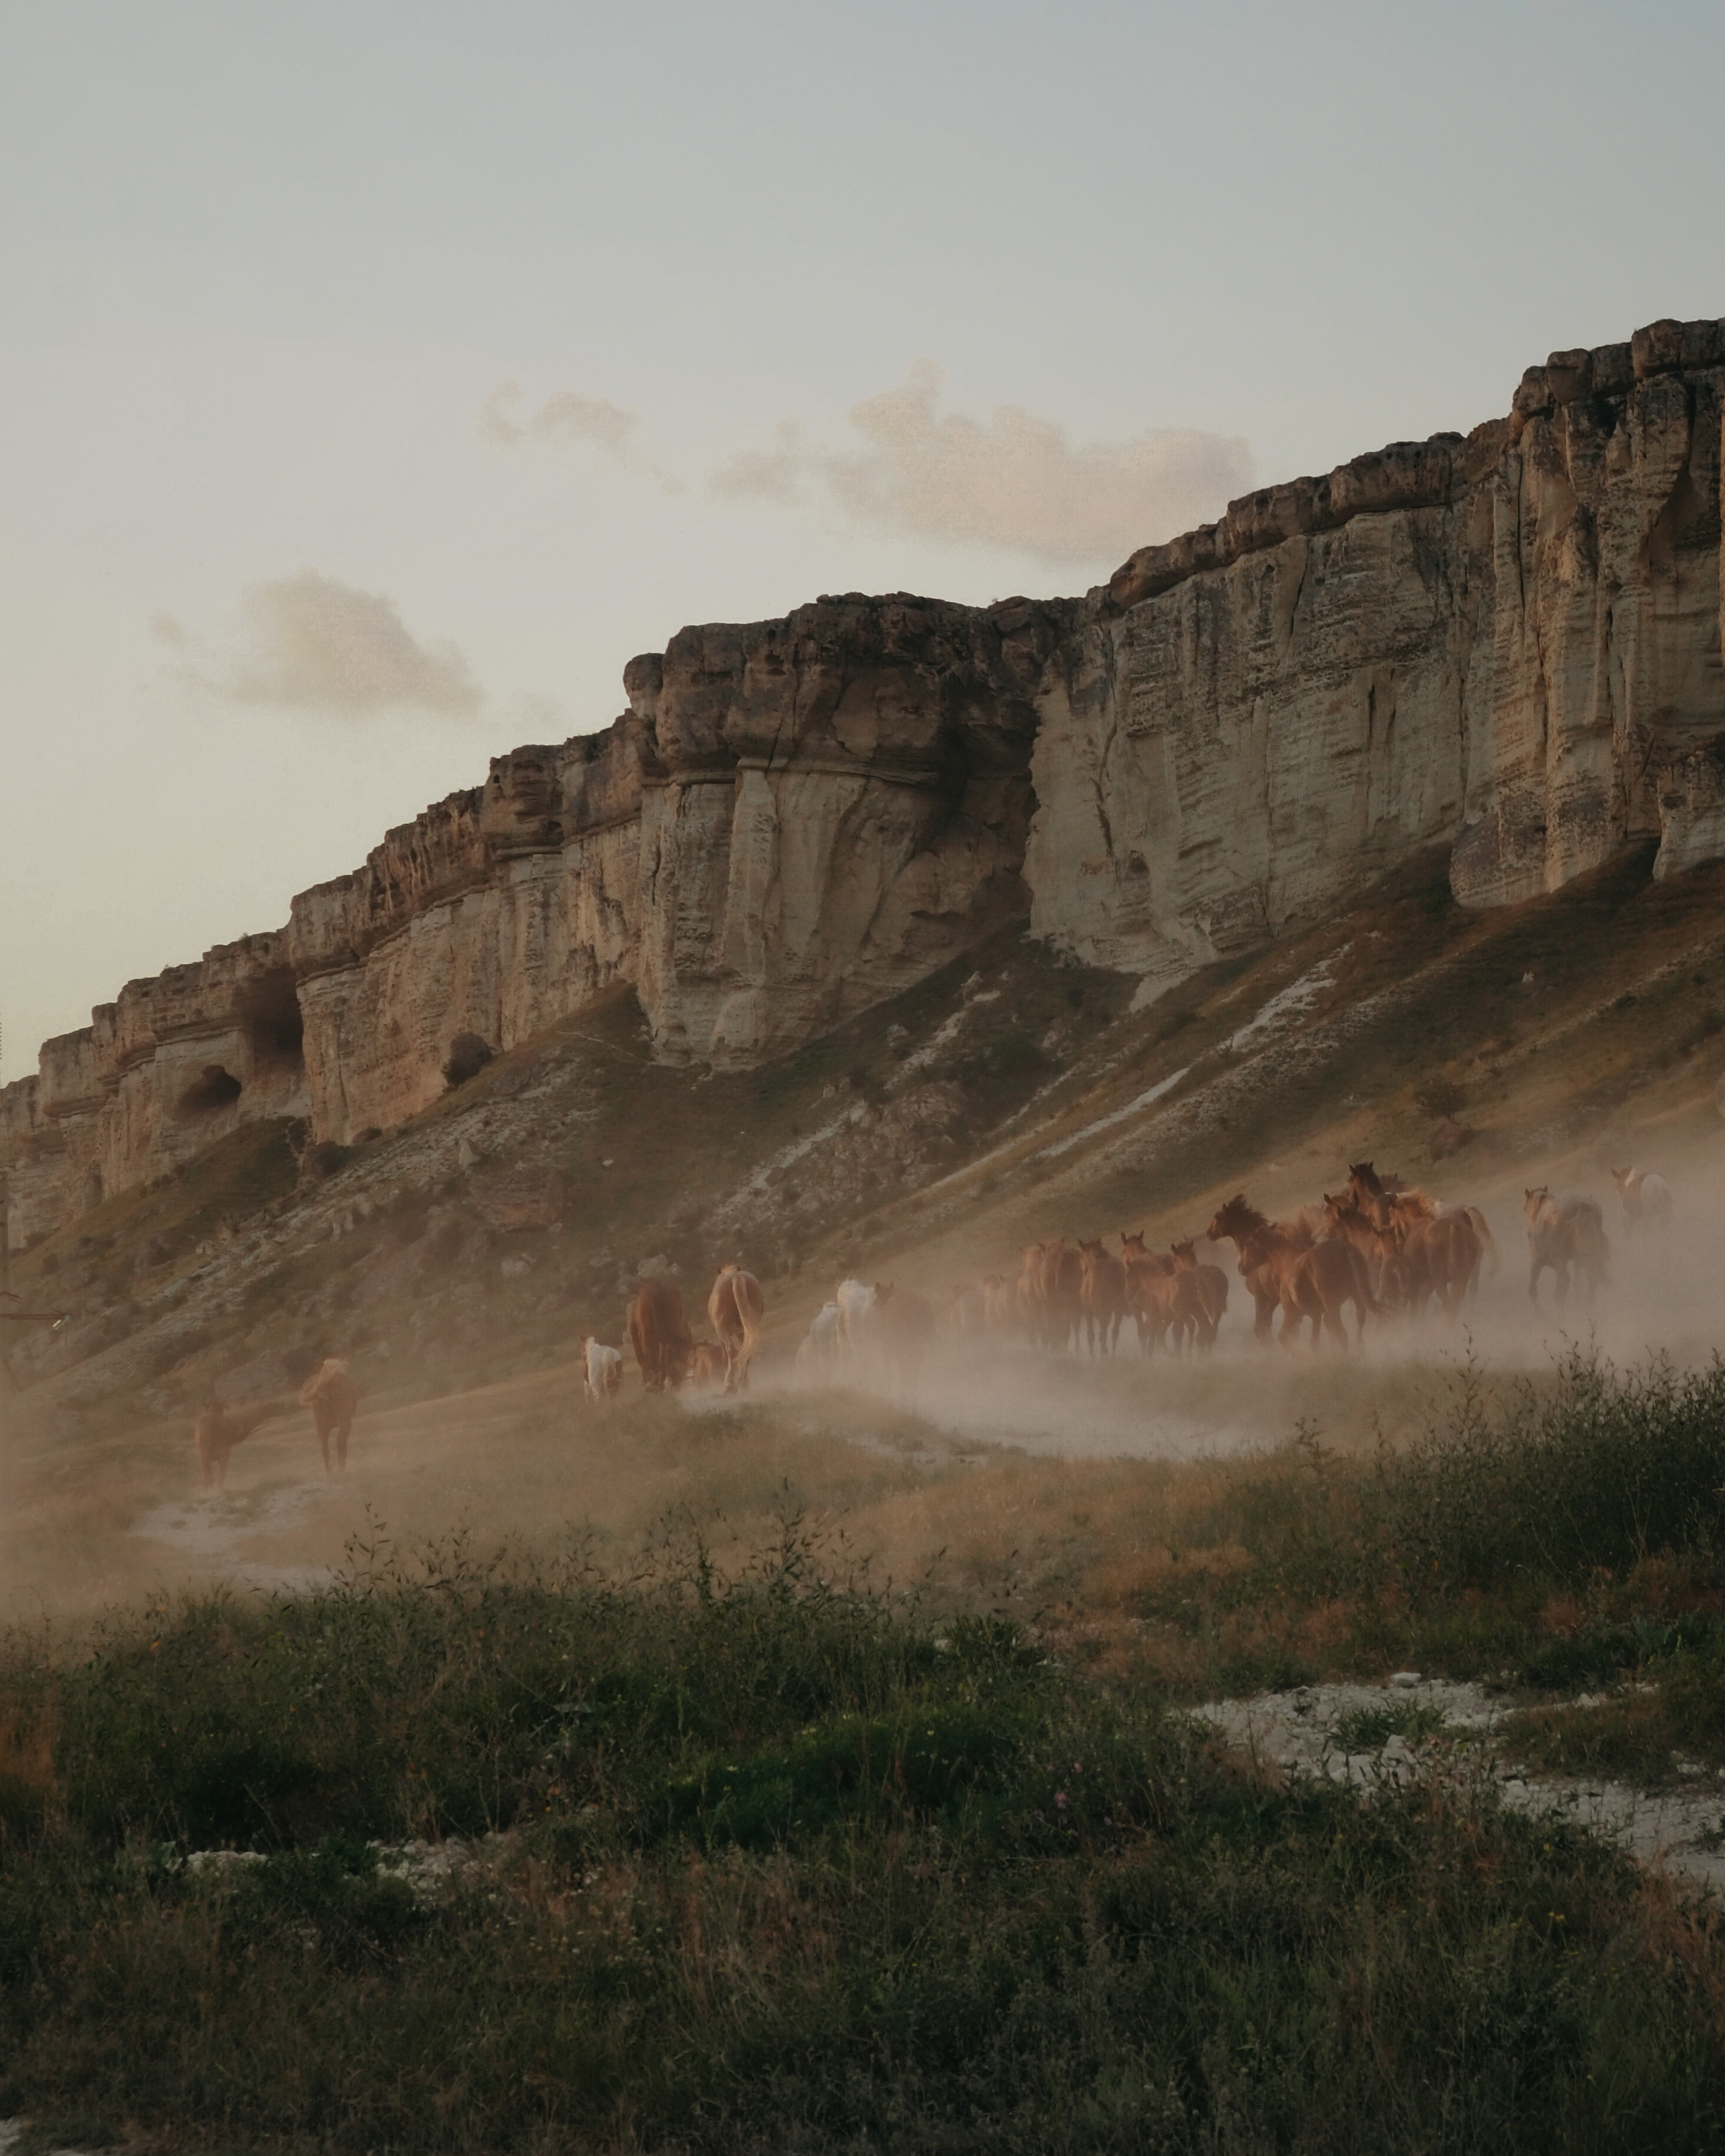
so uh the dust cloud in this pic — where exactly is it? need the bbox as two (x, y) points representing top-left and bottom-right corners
(5, 1123), (1723, 1635)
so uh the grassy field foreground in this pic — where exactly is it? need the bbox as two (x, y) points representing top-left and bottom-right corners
(7, 1360), (1725, 2149)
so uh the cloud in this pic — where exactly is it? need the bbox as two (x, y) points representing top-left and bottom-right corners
(708, 361), (1254, 566)
(479, 381), (684, 493)
(190, 570), (482, 717)
(707, 421), (813, 508)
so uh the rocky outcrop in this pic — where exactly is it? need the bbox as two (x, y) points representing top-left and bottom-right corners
(0, 934), (307, 1246)
(1028, 318), (1725, 985)
(629, 594), (1068, 1069)
(1, 594), (1070, 1234)
(8, 318), (1724, 1248)
(282, 591), (1067, 1139)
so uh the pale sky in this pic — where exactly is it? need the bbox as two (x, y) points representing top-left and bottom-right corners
(5, 0), (1723, 1075)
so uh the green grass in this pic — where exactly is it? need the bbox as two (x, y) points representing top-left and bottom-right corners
(1330, 1701), (1450, 1753)
(1097, 1351), (1725, 1722)
(7, 1481), (1725, 2149)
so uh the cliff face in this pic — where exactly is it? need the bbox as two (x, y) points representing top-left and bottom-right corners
(278, 592), (1068, 1140)
(6, 318), (1723, 1248)
(629, 594), (1069, 1069)
(0, 934), (307, 1246)
(1028, 320), (1725, 984)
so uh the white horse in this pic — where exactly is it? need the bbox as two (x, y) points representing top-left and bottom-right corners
(581, 1336), (623, 1400)
(1610, 1166), (1671, 1239)
(835, 1278), (875, 1352)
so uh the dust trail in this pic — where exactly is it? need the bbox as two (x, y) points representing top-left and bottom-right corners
(769, 1121), (1725, 1463)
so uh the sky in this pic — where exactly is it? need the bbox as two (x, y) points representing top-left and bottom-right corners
(4, 0), (1724, 1076)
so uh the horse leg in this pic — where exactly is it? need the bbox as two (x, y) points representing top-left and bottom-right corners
(336, 1416), (350, 1474)
(317, 1416), (330, 1476)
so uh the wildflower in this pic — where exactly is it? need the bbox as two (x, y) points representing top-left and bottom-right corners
(1055, 1790), (1069, 1811)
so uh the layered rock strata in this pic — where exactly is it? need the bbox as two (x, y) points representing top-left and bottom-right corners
(1029, 318), (1725, 982)
(3, 595), (1066, 1232)
(0, 936), (307, 1249)
(6, 318), (1723, 1247)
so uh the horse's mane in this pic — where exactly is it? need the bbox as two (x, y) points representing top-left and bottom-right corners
(1215, 1195), (1269, 1235)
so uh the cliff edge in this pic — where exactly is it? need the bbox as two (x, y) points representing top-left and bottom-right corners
(5, 317), (1723, 1248)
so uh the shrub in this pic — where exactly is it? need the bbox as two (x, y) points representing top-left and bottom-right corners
(442, 1033), (494, 1089)
(1413, 1072), (1468, 1120)
(1392, 1351), (1725, 1594)
(4, 1527), (1724, 2151)
(298, 1139), (350, 1183)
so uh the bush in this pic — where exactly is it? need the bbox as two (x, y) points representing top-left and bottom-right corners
(298, 1139), (351, 1184)
(1392, 1351), (1725, 1594)
(23, 1367), (1725, 2149)
(1413, 1072), (1467, 1120)
(8, 1526), (1725, 2151)
(442, 1033), (494, 1089)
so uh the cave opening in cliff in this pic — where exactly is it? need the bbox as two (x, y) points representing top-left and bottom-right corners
(239, 966), (306, 1076)
(178, 1064), (243, 1118)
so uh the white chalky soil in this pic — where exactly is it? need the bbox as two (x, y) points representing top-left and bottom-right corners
(1195, 1678), (1725, 1891)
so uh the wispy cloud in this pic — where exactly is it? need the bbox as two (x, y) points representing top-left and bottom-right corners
(709, 361), (1253, 565)
(478, 381), (685, 493)
(165, 570), (482, 718)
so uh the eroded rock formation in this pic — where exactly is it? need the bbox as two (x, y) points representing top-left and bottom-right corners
(6, 318), (1723, 1247)
(1030, 318), (1725, 985)
(0, 935), (307, 1248)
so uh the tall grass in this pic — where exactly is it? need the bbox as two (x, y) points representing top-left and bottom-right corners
(1392, 1350), (1725, 1594)
(9, 1368), (1725, 2148)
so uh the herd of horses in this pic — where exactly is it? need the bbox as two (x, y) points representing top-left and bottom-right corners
(921, 1159), (1662, 1364)
(184, 1161), (1674, 1471)
(583, 1262), (767, 1400)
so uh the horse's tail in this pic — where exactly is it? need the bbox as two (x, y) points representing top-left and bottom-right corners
(1467, 1208), (1499, 1278)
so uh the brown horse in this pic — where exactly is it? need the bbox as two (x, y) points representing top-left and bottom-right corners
(1169, 1237), (1228, 1351)
(191, 1397), (282, 1490)
(1322, 1192), (1409, 1308)
(1525, 1188), (1609, 1305)
(1119, 1231), (1189, 1355)
(1200, 1200), (1308, 1342)
(1209, 1196), (1376, 1350)
(298, 1358), (358, 1476)
(628, 1278), (694, 1390)
(1077, 1238), (1129, 1356)
(708, 1264), (765, 1392)
(1400, 1210), (1483, 1315)
(1348, 1162), (1496, 1299)
(1022, 1239), (1083, 1353)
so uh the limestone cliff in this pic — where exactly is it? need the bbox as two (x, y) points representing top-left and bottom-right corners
(6, 317), (1723, 1249)
(0, 935), (307, 1248)
(1029, 318), (1725, 985)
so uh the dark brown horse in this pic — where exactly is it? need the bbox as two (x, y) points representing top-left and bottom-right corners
(1169, 1237), (1228, 1351)
(1077, 1238), (1129, 1356)
(628, 1278), (694, 1390)
(1209, 1196), (1376, 1350)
